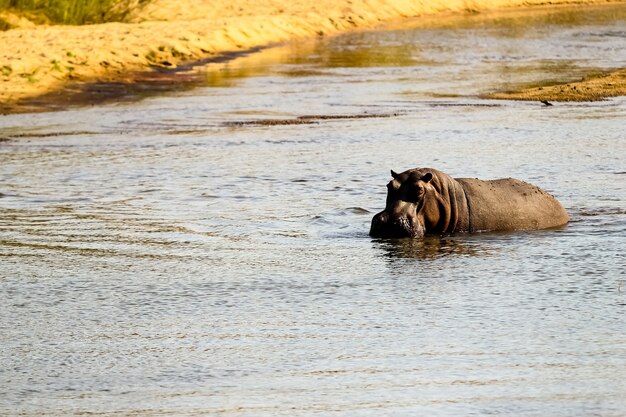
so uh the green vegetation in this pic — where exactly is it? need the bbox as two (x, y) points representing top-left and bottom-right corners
(50, 59), (62, 72)
(18, 67), (39, 83)
(0, 17), (11, 30)
(144, 50), (157, 63)
(0, 0), (148, 25)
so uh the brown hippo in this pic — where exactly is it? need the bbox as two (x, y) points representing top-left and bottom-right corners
(370, 167), (569, 238)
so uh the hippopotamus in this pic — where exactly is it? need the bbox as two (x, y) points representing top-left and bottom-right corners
(370, 167), (569, 238)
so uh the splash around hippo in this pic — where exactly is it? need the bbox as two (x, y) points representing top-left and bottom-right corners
(370, 167), (569, 238)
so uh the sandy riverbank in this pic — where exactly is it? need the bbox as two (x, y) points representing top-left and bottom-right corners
(486, 68), (626, 102)
(1, 0), (624, 111)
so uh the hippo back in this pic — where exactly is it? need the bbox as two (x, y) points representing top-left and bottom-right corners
(456, 178), (569, 232)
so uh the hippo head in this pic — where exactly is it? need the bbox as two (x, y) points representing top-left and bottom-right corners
(370, 170), (433, 238)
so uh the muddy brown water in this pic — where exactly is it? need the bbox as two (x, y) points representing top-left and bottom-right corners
(1, 5), (625, 417)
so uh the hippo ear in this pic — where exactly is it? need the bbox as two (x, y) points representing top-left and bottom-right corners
(390, 170), (399, 179)
(421, 172), (433, 183)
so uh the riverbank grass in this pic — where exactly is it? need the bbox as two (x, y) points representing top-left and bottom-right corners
(0, 0), (144, 25)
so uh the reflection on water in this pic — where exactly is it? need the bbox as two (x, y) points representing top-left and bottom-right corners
(292, 41), (421, 68)
(375, 236), (487, 260)
(1, 4), (626, 417)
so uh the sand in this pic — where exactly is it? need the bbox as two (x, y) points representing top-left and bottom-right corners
(1, 0), (624, 110)
(485, 68), (626, 102)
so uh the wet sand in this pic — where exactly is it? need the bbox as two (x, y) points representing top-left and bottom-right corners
(1, 0), (624, 111)
(486, 68), (626, 102)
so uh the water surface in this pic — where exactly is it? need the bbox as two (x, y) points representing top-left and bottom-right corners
(1, 5), (625, 417)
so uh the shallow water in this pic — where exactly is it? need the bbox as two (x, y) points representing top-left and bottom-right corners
(1, 5), (626, 417)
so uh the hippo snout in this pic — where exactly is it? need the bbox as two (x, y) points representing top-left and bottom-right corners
(370, 210), (424, 238)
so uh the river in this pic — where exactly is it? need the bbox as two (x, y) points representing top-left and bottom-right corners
(1, 5), (625, 416)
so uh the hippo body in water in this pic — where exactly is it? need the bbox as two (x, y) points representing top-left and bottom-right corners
(370, 167), (569, 238)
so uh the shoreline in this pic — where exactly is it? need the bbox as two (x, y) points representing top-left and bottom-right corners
(1, 0), (625, 113)
(484, 68), (626, 102)
(1, 44), (278, 114)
